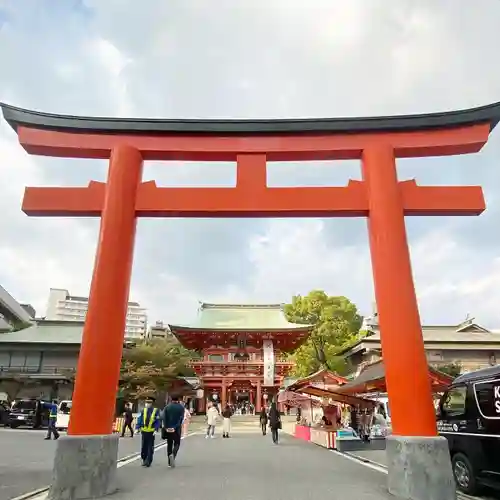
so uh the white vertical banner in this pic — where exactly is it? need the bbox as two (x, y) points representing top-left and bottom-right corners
(263, 339), (275, 387)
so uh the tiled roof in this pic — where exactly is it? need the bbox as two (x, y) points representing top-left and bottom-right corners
(169, 303), (312, 331)
(0, 320), (84, 344)
(365, 324), (500, 343)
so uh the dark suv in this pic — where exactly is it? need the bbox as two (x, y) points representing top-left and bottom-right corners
(8, 399), (49, 428)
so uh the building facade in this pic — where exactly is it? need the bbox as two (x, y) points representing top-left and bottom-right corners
(341, 315), (500, 375)
(0, 284), (35, 332)
(169, 302), (313, 413)
(0, 319), (138, 402)
(45, 288), (147, 339)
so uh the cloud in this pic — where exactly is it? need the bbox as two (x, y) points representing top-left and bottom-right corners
(0, 0), (500, 329)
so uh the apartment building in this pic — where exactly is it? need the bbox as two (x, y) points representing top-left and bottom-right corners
(45, 288), (147, 339)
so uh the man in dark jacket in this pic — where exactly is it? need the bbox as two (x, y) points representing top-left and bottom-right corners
(268, 402), (281, 444)
(121, 403), (134, 437)
(162, 394), (185, 468)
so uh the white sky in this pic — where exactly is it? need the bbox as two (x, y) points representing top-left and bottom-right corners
(1, 0), (500, 328)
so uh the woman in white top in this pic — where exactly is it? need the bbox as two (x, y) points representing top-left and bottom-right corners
(205, 402), (219, 439)
(182, 403), (191, 437)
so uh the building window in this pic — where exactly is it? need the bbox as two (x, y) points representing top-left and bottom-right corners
(208, 354), (224, 362)
(7, 352), (41, 371)
(442, 385), (467, 417)
(0, 352), (10, 368)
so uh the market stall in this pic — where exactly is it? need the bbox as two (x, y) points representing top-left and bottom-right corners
(297, 385), (376, 450)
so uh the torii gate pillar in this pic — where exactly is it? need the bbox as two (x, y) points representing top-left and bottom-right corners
(3, 100), (500, 499)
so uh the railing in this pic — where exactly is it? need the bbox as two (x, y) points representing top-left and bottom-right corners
(188, 358), (294, 377)
(190, 356), (292, 364)
(0, 365), (76, 376)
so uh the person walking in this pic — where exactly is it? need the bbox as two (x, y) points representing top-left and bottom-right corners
(268, 402), (281, 444)
(121, 403), (134, 438)
(136, 397), (160, 467)
(221, 404), (233, 438)
(162, 394), (185, 468)
(44, 400), (60, 441)
(181, 402), (191, 438)
(259, 407), (268, 435)
(205, 401), (219, 439)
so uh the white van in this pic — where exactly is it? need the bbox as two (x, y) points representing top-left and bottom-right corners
(56, 400), (72, 430)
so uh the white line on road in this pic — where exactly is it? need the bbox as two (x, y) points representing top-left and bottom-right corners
(10, 432), (199, 500)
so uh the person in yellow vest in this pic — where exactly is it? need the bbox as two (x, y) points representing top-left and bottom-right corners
(135, 397), (160, 467)
(43, 400), (60, 441)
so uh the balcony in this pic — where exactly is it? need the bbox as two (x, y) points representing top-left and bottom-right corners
(0, 365), (76, 378)
(189, 357), (294, 377)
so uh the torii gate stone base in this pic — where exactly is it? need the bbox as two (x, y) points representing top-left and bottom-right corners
(2, 101), (500, 500)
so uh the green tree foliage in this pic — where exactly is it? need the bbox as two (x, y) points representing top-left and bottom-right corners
(436, 362), (462, 378)
(284, 290), (363, 378)
(120, 337), (195, 400)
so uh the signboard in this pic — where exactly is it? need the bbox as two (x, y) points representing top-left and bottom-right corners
(263, 339), (275, 387)
(474, 378), (500, 419)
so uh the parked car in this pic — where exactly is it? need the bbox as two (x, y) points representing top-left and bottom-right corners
(437, 365), (500, 494)
(8, 398), (50, 429)
(56, 400), (72, 430)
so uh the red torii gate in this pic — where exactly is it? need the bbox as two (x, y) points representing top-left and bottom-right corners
(2, 101), (499, 498)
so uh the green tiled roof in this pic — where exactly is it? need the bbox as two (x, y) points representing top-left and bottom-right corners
(0, 320), (84, 344)
(169, 303), (312, 331)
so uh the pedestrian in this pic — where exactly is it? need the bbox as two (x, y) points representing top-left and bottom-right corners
(182, 402), (191, 438)
(268, 402), (281, 444)
(162, 393), (185, 468)
(259, 407), (268, 435)
(222, 404), (233, 438)
(205, 401), (219, 439)
(44, 400), (60, 441)
(136, 397), (160, 467)
(121, 402), (134, 438)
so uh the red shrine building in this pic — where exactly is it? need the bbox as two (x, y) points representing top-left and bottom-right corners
(169, 303), (313, 413)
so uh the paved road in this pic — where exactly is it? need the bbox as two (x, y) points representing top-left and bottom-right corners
(107, 429), (390, 500)
(0, 429), (143, 500)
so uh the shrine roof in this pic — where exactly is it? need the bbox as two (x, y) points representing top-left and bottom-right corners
(169, 303), (312, 332)
(2, 100), (500, 135)
(286, 368), (348, 391)
(335, 360), (453, 395)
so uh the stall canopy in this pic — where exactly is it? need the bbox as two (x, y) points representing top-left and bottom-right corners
(286, 368), (348, 392)
(297, 385), (376, 409)
(335, 360), (453, 395)
(278, 390), (322, 408)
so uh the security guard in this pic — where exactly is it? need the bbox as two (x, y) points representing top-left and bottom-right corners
(136, 397), (160, 467)
(44, 400), (60, 441)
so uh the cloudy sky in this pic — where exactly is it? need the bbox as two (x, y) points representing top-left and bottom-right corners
(1, 0), (500, 328)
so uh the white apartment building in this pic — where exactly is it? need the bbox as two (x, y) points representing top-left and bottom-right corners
(45, 288), (147, 339)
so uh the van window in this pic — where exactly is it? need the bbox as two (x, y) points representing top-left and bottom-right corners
(59, 401), (72, 414)
(474, 378), (500, 419)
(442, 386), (467, 417)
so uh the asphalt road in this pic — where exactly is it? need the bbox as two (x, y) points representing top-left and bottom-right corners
(0, 428), (141, 500)
(109, 430), (390, 500)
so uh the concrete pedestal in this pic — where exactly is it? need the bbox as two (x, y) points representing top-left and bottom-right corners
(47, 434), (119, 500)
(386, 435), (456, 500)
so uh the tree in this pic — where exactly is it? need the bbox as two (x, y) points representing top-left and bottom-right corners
(284, 290), (363, 377)
(436, 362), (462, 378)
(120, 337), (195, 400)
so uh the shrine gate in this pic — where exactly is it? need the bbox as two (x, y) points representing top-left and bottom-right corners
(2, 100), (499, 500)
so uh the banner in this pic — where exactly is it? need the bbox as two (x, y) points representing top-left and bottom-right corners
(263, 339), (275, 387)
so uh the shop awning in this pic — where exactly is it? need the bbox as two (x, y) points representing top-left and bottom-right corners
(335, 360), (453, 395)
(278, 390), (322, 408)
(297, 385), (376, 408)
